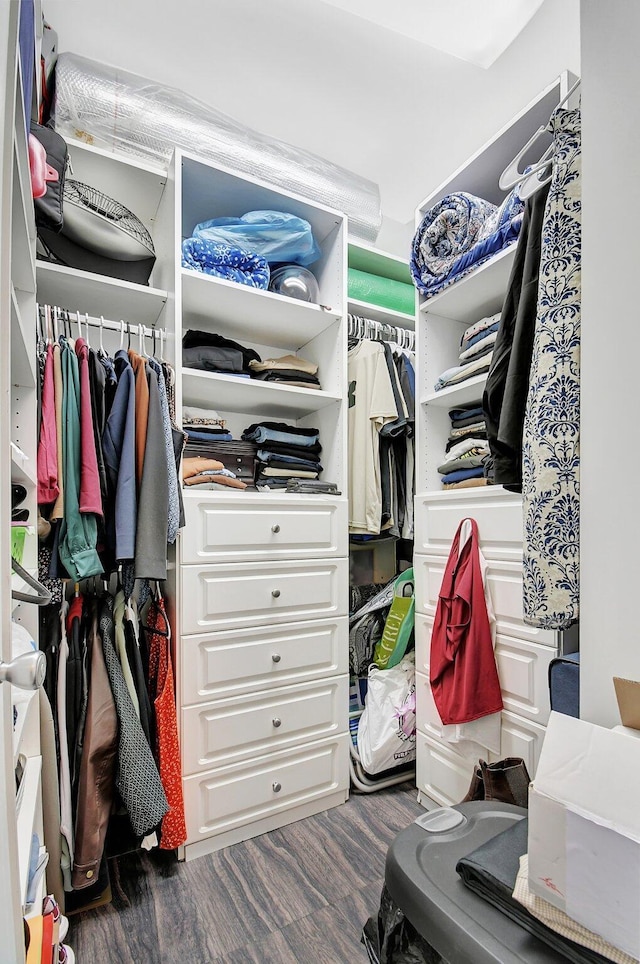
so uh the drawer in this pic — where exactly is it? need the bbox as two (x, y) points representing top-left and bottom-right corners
(181, 558), (349, 633)
(414, 554), (557, 648)
(183, 734), (349, 842)
(181, 493), (348, 564)
(415, 670), (443, 736)
(414, 490), (523, 563)
(416, 730), (476, 808)
(181, 617), (348, 705)
(492, 711), (546, 778)
(182, 676), (349, 773)
(416, 615), (556, 725)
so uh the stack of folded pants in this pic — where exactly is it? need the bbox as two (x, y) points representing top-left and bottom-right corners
(182, 406), (233, 457)
(181, 456), (248, 491)
(434, 311), (501, 392)
(182, 329), (261, 378)
(241, 421), (322, 488)
(440, 402), (490, 489)
(248, 353), (321, 390)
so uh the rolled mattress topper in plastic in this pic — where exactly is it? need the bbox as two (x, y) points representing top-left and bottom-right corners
(53, 53), (382, 244)
(348, 268), (415, 316)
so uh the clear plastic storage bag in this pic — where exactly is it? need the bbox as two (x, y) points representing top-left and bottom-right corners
(193, 211), (321, 266)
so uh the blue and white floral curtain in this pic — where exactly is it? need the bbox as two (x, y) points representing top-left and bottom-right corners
(522, 107), (581, 630)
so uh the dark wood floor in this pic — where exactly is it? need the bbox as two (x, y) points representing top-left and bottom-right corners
(69, 783), (423, 963)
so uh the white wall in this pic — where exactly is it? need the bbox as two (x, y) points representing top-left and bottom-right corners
(44, 0), (580, 230)
(580, 0), (640, 725)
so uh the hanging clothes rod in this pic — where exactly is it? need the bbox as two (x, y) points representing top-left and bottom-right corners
(347, 312), (415, 351)
(37, 303), (167, 340)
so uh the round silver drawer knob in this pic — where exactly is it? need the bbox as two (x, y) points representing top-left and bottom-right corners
(271, 524), (281, 533)
(272, 717), (282, 728)
(272, 781), (282, 793)
(271, 589), (281, 598)
(271, 653), (281, 663)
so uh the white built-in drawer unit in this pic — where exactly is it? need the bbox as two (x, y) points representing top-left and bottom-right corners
(415, 613), (553, 725)
(414, 489), (524, 563)
(182, 676), (349, 773)
(181, 617), (348, 705)
(181, 494), (348, 564)
(183, 735), (350, 842)
(414, 554), (556, 648)
(181, 558), (349, 634)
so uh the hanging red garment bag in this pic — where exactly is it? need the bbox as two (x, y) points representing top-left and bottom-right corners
(430, 518), (503, 726)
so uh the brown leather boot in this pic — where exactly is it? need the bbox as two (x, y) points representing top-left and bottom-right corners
(461, 764), (484, 802)
(480, 757), (530, 809)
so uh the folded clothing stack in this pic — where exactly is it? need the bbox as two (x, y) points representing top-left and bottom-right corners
(181, 237), (270, 289)
(248, 353), (321, 390)
(242, 420), (323, 488)
(440, 402), (490, 489)
(182, 456), (248, 490)
(183, 405), (233, 446)
(182, 329), (261, 379)
(434, 312), (501, 392)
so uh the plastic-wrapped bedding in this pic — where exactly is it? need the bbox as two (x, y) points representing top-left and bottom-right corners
(411, 189), (524, 298)
(53, 52), (383, 243)
(181, 237), (270, 288)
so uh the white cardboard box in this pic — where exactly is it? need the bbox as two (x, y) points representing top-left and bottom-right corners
(528, 711), (640, 960)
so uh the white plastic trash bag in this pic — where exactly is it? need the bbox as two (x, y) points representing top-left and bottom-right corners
(358, 653), (416, 774)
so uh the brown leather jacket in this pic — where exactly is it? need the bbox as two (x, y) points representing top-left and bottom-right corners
(71, 602), (118, 889)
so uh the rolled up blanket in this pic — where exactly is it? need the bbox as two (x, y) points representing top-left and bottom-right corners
(181, 237), (270, 289)
(411, 189), (524, 297)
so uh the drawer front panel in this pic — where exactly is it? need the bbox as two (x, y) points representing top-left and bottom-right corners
(414, 491), (523, 562)
(491, 711), (546, 778)
(183, 735), (349, 841)
(416, 731), (475, 808)
(416, 618), (556, 725)
(181, 494), (348, 564)
(181, 558), (349, 633)
(181, 618), (348, 705)
(414, 554), (557, 648)
(182, 676), (349, 773)
(415, 670), (443, 736)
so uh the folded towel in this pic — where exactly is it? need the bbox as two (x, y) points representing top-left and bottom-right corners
(181, 237), (270, 288)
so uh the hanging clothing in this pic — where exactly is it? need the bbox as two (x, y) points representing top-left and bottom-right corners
(430, 518), (503, 726)
(134, 363), (169, 580)
(124, 598), (152, 746)
(102, 349), (137, 562)
(146, 597), (187, 850)
(483, 181), (551, 490)
(129, 349), (150, 489)
(522, 108), (582, 630)
(113, 590), (140, 716)
(75, 338), (103, 516)
(99, 594), (168, 837)
(51, 342), (65, 522)
(37, 344), (59, 505)
(88, 346), (109, 508)
(148, 356), (180, 544)
(56, 600), (73, 891)
(58, 341), (102, 580)
(72, 603), (118, 890)
(347, 340), (398, 535)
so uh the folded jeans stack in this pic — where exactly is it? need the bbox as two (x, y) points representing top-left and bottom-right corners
(242, 421), (323, 488)
(248, 353), (321, 390)
(182, 406), (233, 457)
(440, 402), (490, 489)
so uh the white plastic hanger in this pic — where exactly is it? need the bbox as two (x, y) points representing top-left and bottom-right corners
(499, 78), (581, 198)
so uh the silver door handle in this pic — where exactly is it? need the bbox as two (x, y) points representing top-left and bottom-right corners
(0, 651), (46, 690)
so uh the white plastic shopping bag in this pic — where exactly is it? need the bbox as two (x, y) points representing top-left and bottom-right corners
(358, 652), (416, 774)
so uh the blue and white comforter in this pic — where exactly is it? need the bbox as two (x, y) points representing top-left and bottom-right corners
(181, 237), (270, 289)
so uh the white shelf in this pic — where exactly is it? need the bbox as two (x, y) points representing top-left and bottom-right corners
(12, 690), (37, 767)
(16, 755), (42, 909)
(182, 368), (340, 418)
(420, 246), (515, 325)
(348, 242), (412, 285)
(35, 261), (168, 325)
(347, 298), (415, 330)
(65, 137), (168, 230)
(11, 285), (36, 389)
(11, 150), (36, 295)
(416, 485), (512, 501)
(422, 373), (487, 408)
(11, 443), (36, 486)
(181, 269), (341, 350)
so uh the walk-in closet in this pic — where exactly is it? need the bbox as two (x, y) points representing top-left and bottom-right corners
(1, 1), (638, 962)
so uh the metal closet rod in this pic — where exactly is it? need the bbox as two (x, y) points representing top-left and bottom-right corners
(37, 303), (167, 340)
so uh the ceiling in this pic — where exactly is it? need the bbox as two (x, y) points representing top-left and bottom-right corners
(43, 0), (579, 248)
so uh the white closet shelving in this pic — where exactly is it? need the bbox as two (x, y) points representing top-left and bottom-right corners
(348, 241), (415, 331)
(170, 151), (350, 858)
(413, 73), (577, 809)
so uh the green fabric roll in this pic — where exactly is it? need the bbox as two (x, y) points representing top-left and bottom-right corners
(348, 268), (415, 316)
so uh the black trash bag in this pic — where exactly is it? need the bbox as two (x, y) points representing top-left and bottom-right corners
(362, 886), (450, 964)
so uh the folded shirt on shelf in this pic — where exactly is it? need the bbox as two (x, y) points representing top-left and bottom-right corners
(250, 370), (321, 389)
(249, 354), (318, 376)
(444, 437), (489, 462)
(182, 405), (224, 424)
(437, 451), (488, 475)
(434, 352), (493, 392)
(242, 421), (320, 448)
(257, 451), (323, 473)
(255, 438), (322, 458)
(460, 312), (501, 352)
(440, 465), (486, 485)
(448, 421), (487, 442)
(449, 403), (485, 423)
(182, 457), (225, 479)
(260, 467), (320, 479)
(442, 477), (490, 490)
(182, 345), (245, 373)
(184, 472), (247, 489)
(184, 428), (234, 443)
(183, 329), (261, 372)
(459, 329), (498, 362)
(257, 448), (321, 465)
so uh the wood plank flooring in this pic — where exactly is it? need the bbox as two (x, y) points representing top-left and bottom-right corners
(68, 783), (423, 963)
